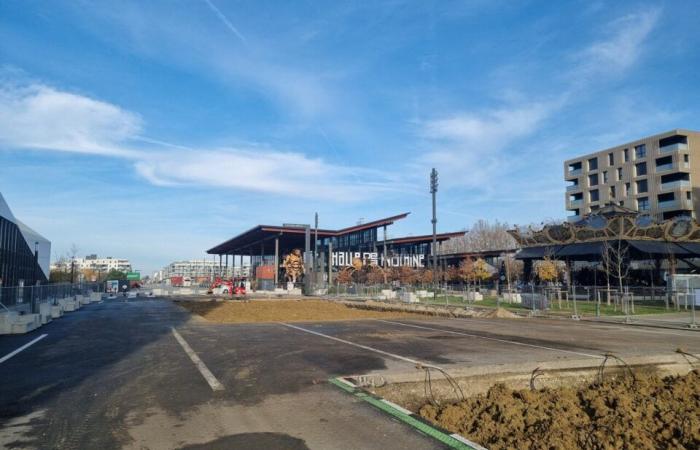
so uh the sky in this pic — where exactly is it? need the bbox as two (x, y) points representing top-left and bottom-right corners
(1, 0), (699, 275)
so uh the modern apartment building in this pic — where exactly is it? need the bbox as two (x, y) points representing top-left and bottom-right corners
(157, 259), (250, 283)
(565, 130), (700, 221)
(52, 255), (132, 273)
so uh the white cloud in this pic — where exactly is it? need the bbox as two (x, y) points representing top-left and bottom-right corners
(134, 148), (398, 199)
(422, 102), (553, 145)
(573, 8), (661, 80)
(415, 7), (663, 190)
(0, 80), (404, 200)
(0, 83), (142, 157)
(416, 101), (557, 187)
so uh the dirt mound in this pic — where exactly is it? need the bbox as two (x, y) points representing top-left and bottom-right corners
(178, 299), (424, 323)
(479, 307), (519, 319)
(419, 370), (700, 450)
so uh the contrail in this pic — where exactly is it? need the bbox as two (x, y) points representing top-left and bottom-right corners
(202, 0), (247, 43)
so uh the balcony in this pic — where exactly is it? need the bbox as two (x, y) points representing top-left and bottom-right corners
(659, 142), (688, 154)
(567, 214), (581, 222)
(569, 199), (583, 207)
(566, 184), (580, 192)
(656, 162), (674, 172)
(660, 180), (691, 191)
(658, 199), (692, 210)
(567, 168), (582, 177)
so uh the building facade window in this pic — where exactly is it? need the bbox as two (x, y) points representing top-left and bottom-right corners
(617, 167), (623, 180)
(588, 173), (598, 186)
(636, 179), (648, 193)
(635, 144), (646, 159)
(624, 148), (629, 162)
(588, 157), (598, 171)
(635, 162), (647, 176)
(602, 171), (608, 183)
(608, 153), (614, 165)
(590, 189), (599, 202)
(638, 197), (650, 211)
(610, 186), (616, 198)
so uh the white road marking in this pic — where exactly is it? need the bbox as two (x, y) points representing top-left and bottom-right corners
(171, 327), (224, 391)
(378, 319), (603, 359)
(280, 323), (421, 365)
(0, 334), (48, 364)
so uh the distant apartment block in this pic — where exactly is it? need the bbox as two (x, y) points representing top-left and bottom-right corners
(157, 259), (250, 283)
(565, 130), (700, 221)
(52, 255), (132, 273)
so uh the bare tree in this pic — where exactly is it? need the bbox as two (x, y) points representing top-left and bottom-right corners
(601, 239), (630, 312)
(441, 220), (517, 254)
(68, 243), (80, 284)
(500, 253), (523, 292)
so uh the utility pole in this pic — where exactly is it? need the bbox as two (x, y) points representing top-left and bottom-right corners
(430, 168), (438, 273)
(314, 212), (319, 284)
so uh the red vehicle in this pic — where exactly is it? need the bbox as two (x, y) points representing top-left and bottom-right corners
(209, 277), (246, 298)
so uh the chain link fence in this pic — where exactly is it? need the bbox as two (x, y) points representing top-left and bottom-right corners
(312, 280), (698, 327)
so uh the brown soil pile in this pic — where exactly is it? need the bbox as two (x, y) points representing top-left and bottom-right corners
(178, 299), (424, 323)
(420, 371), (700, 450)
(481, 307), (519, 319)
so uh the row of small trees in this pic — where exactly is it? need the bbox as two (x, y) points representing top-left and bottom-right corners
(334, 256), (509, 287)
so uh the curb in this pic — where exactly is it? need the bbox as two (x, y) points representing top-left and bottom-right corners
(328, 377), (487, 450)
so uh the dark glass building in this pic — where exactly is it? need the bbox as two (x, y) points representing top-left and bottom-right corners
(207, 212), (465, 286)
(0, 193), (50, 287)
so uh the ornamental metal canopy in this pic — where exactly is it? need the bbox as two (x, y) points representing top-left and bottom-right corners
(508, 204), (700, 249)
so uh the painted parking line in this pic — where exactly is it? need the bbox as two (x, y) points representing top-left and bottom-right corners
(378, 319), (603, 359)
(280, 323), (421, 365)
(171, 327), (225, 391)
(0, 334), (48, 364)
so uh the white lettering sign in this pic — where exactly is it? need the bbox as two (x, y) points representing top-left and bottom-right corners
(330, 252), (425, 268)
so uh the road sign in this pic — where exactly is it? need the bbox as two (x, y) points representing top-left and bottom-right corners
(126, 272), (140, 281)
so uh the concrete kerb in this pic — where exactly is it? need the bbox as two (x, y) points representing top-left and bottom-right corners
(0, 311), (41, 334)
(328, 377), (486, 450)
(353, 353), (695, 387)
(0, 290), (106, 335)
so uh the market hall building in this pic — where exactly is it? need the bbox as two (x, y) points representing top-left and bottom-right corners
(206, 212), (464, 287)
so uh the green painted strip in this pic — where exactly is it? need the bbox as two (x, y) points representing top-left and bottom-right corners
(329, 377), (481, 450)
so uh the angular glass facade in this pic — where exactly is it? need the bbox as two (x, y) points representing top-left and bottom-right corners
(0, 194), (50, 287)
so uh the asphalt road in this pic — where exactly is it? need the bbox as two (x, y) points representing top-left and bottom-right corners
(1, 298), (699, 449)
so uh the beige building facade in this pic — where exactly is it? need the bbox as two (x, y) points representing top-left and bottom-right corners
(564, 129), (700, 221)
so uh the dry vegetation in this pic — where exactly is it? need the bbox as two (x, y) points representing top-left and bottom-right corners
(178, 299), (425, 323)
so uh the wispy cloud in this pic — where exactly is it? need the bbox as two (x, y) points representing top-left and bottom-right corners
(415, 7), (663, 190)
(71, 2), (334, 119)
(201, 0), (247, 43)
(416, 101), (559, 187)
(572, 7), (661, 82)
(0, 82), (142, 157)
(0, 79), (405, 200)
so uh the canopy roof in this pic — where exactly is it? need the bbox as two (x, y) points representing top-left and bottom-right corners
(207, 212), (411, 255)
(516, 240), (700, 260)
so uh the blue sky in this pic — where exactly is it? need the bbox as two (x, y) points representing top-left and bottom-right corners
(1, 0), (699, 274)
